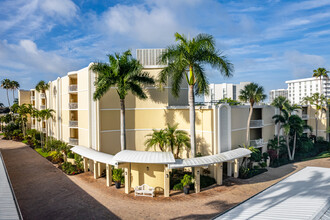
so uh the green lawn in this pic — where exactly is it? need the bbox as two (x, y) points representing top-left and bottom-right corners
(35, 148), (50, 158)
(302, 151), (330, 161)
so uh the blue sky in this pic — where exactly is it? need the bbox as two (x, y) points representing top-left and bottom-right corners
(1, 0), (330, 105)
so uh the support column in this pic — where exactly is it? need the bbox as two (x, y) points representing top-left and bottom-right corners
(83, 157), (88, 172)
(194, 167), (201, 193)
(98, 162), (102, 177)
(216, 163), (223, 185)
(227, 161), (232, 177)
(93, 160), (98, 179)
(234, 159), (239, 178)
(164, 166), (170, 197)
(106, 164), (112, 187)
(124, 163), (131, 194)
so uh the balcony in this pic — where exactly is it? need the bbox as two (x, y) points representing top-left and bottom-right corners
(303, 128), (311, 133)
(40, 105), (46, 110)
(250, 139), (264, 148)
(69, 85), (78, 92)
(302, 114), (309, 120)
(40, 93), (46, 99)
(69, 120), (78, 127)
(42, 128), (46, 133)
(31, 96), (35, 101)
(69, 103), (78, 109)
(31, 125), (35, 129)
(69, 138), (78, 145)
(250, 120), (264, 128)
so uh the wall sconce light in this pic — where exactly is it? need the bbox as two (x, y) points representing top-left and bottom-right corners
(166, 174), (169, 178)
(125, 172), (127, 175)
(197, 170), (200, 175)
(146, 166), (149, 171)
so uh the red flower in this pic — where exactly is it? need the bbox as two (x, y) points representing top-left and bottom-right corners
(72, 172), (75, 174)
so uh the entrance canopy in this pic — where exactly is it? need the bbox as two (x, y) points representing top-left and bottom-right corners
(71, 145), (116, 165)
(168, 148), (251, 169)
(113, 150), (175, 164)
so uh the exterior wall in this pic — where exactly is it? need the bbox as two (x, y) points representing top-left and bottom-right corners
(307, 105), (328, 139)
(205, 82), (250, 102)
(269, 89), (288, 103)
(131, 163), (165, 190)
(18, 90), (31, 105)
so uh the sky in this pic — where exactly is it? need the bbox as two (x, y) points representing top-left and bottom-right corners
(1, 0), (330, 105)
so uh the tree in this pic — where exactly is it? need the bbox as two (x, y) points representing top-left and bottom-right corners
(91, 50), (155, 151)
(1, 79), (12, 106)
(239, 83), (266, 145)
(0, 103), (4, 108)
(302, 93), (327, 137)
(35, 81), (50, 108)
(159, 33), (233, 157)
(145, 129), (167, 152)
(40, 109), (55, 143)
(313, 67), (329, 95)
(17, 104), (31, 137)
(10, 81), (20, 102)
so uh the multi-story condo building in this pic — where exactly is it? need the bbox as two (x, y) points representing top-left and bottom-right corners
(19, 49), (277, 197)
(269, 89), (288, 103)
(204, 82), (250, 103)
(285, 77), (329, 104)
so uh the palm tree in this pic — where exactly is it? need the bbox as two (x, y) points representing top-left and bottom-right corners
(145, 129), (167, 152)
(165, 124), (190, 158)
(0, 103), (4, 108)
(17, 104), (30, 137)
(1, 79), (12, 106)
(302, 93), (327, 137)
(173, 129), (190, 159)
(91, 50), (155, 151)
(313, 67), (329, 95)
(10, 81), (20, 102)
(239, 83), (266, 145)
(35, 81), (50, 108)
(158, 33), (233, 157)
(40, 109), (55, 142)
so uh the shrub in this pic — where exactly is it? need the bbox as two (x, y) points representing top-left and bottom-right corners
(74, 154), (84, 171)
(61, 162), (77, 175)
(49, 151), (63, 163)
(181, 174), (193, 188)
(200, 175), (216, 188)
(35, 148), (50, 158)
(249, 147), (262, 163)
(173, 183), (183, 190)
(259, 162), (267, 168)
(67, 151), (74, 159)
(316, 136), (325, 142)
(112, 168), (124, 183)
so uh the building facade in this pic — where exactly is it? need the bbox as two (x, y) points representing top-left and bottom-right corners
(285, 77), (330, 104)
(204, 82), (250, 103)
(269, 89), (288, 103)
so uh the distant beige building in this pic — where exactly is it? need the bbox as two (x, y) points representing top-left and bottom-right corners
(269, 89), (288, 103)
(204, 82), (250, 103)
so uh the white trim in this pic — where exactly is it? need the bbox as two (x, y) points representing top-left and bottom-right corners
(232, 123), (274, 132)
(101, 128), (212, 133)
(62, 109), (88, 111)
(100, 106), (213, 111)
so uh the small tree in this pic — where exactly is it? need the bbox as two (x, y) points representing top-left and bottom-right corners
(313, 67), (329, 95)
(10, 81), (20, 102)
(35, 81), (50, 108)
(145, 129), (167, 152)
(239, 83), (266, 145)
(1, 79), (12, 106)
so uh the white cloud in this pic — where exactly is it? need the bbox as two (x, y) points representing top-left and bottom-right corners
(40, 0), (78, 19)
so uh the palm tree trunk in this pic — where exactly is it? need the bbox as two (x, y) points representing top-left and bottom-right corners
(6, 89), (10, 107)
(277, 110), (281, 159)
(189, 84), (196, 158)
(120, 99), (126, 151)
(291, 132), (297, 160)
(246, 104), (254, 145)
(12, 90), (15, 103)
(315, 117), (318, 137)
(286, 135), (291, 160)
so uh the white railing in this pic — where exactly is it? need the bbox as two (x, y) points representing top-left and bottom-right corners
(69, 120), (78, 127)
(42, 128), (46, 133)
(302, 114), (309, 120)
(40, 93), (46, 99)
(69, 138), (78, 145)
(31, 125), (35, 129)
(69, 103), (78, 109)
(250, 139), (264, 148)
(40, 105), (46, 110)
(69, 85), (78, 92)
(31, 96), (35, 100)
(250, 120), (264, 128)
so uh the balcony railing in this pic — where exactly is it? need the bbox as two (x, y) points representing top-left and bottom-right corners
(69, 85), (78, 92)
(31, 96), (35, 100)
(69, 103), (78, 109)
(42, 128), (46, 133)
(69, 138), (78, 145)
(250, 120), (264, 128)
(303, 128), (311, 133)
(40, 93), (46, 99)
(40, 105), (46, 110)
(250, 139), (264, 148)
(302, 114), (309, 120)
(31, 125), (35, 129)
(69, 120), (78, 127)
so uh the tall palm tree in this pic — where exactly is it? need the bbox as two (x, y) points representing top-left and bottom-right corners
(10, 81), (20, 102)
(40, 109), (55, 142)
(35, 81), (50, 108)
(91, 50), (155, 151)
(0, 103), (4, 108)
(302, 93), (327, 137)
(1, 79), (12, 106)
(239, 83), (266, 145)
(313, 67), (329, 96)
(145, 129), (167, 152)
(17, 104), (30, 137)
(159, 33), (233, 157)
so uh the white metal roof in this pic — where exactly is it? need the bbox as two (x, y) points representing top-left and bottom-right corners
(71, 145), (116, 165)
(168, 148), (251, 169)
(0, 152), (22, 220)
(112, 150), (175, 164)
(215, 167), (330, 220)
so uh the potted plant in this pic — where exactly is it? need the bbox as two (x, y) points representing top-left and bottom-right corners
(181, 174), (193, 194)
(112, 168), (123, 189)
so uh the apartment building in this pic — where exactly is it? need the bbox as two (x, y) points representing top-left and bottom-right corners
(19, 49), (277, 195)
(204, 82), (250, 103)
(285, 77), (330, 104)
(269, 89), (288, 103)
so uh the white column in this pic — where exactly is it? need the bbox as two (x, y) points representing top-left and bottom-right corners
(83, 157), (88, 172)
(93, 160), (98, 179)
(106, 164), (112, 187)
(98, 162), (102, 177)
(227, 161), (232, 177)
(164, 166), (170, 197)
(234, 159), (239, 178)
(194, 167), (201, 193)
(124, 163), (131, 194)
(216, 163), (223, 185)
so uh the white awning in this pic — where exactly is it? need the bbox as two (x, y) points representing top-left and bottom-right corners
(215, 167), (330, 220)
(71, 145), (116, 165)
(168, 148), (251, 169)
(112, 150), (175, 164)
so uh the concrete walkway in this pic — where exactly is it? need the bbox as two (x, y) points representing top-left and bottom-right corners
(1, 138), (329, 219)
